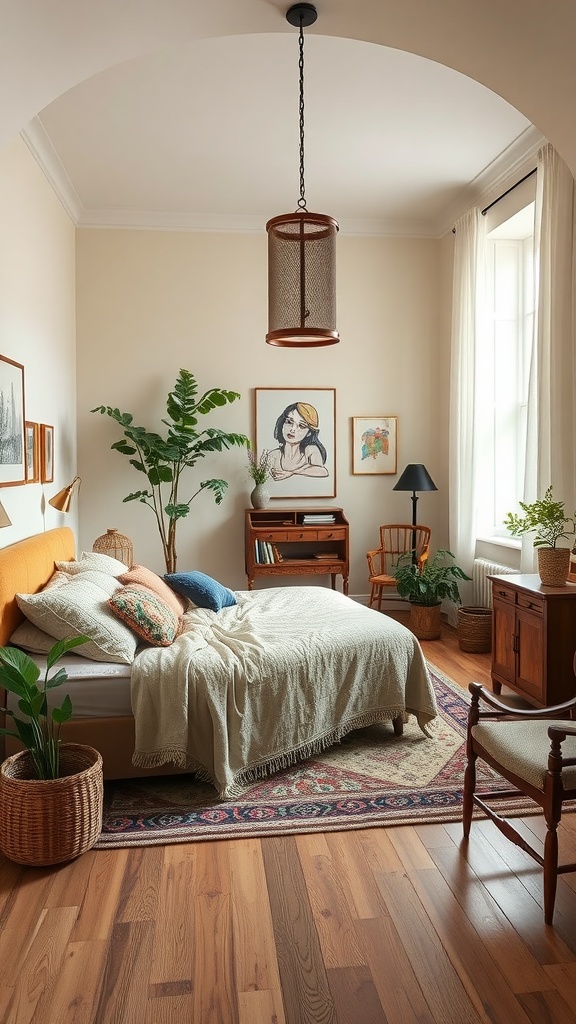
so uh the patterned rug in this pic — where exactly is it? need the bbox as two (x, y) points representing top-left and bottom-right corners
(95, 665), (537, 849)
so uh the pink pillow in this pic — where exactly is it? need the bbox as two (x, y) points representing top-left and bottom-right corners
(118, 564), (186, 616)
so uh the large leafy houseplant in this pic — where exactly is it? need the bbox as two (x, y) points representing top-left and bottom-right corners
(503, 486), (576, 548)
(0, 635), (88, 779)
(394, 549), (471, 607)
(92, 368), (249, 573)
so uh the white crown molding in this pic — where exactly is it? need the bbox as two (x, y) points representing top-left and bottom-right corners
(434, 124), (546, 237)
(22, 115), (546, 240)
(20, 117), (83, 224)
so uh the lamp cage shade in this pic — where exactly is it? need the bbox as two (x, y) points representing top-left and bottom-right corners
(92, 528), (134, 568)
(266, 212), (339, 347)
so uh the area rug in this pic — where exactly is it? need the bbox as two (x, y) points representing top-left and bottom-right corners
(95, 665), (540, 849)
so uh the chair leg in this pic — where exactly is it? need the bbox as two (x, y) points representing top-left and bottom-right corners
(377, 585), (383, 612)
(462, 748), (477, 838)
(543, 822), (560, 925)
(368, 584), (376, 609)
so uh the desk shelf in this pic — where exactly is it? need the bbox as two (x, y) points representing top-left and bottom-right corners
(245, 507), (349, 594)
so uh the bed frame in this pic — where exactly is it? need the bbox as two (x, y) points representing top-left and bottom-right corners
(0, 528), (182, 780)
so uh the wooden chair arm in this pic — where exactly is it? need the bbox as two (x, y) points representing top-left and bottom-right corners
(366, 549), (382, 575)
(468, 681), (576, 719)
(548, 724), (576, 741)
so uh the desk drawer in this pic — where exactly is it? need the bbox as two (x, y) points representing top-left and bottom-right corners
(517, 593), (544, 614)
(257, 530), (289, 542)
(492, 582), (517, 605)
(317, 528), (346, 542)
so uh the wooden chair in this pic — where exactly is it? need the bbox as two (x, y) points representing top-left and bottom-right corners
(366, 524), (431, 611)
(463, 678), (576, 925)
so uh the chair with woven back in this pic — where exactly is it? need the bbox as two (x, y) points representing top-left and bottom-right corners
(463, 671), (576, 925)
(366, 524), (431, 612)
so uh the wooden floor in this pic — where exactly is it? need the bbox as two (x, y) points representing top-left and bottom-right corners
(2, 614), (576, 1023)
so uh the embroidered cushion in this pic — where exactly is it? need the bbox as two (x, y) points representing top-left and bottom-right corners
(164, 571), (237, 612)
(118, 564), (186, 616)
(108, 584), (180, 646)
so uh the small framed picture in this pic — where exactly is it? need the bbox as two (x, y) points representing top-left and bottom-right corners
(40, 424), (54, 483)
(25, 421), (39, 483)
(352, 416), (398, 475)
(0, 354), (26, 486)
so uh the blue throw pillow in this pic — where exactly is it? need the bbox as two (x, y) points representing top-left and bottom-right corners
(164, 571), (237, 612)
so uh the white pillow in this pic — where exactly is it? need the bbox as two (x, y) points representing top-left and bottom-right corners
(9, 620), (58, 655)
(16, 573), (138, 664)
(56, 550), (129, 577)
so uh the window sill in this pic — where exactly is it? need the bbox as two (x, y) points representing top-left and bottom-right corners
(476, 536), (521, 551)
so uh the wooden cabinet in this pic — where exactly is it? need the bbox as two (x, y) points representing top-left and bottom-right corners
(245, 508), (349, 594)
(490, 574), (576, 706)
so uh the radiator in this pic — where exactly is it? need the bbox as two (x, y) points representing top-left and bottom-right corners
(472, 558), (520, 607)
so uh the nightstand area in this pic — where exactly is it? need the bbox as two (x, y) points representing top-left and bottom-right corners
(245, 508), (349, 594)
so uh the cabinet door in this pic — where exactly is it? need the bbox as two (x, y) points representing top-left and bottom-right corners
(492, 598), (516, 685)
(515, 606), (545, 702)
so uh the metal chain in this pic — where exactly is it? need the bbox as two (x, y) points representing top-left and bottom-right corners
(297, 18), (307, 211)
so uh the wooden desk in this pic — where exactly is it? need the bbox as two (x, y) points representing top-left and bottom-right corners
(245, 508), (349, 594)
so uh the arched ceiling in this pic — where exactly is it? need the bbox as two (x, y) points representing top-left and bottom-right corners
(3, 1), (574, 233)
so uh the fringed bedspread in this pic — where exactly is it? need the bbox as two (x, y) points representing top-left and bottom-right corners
(131, 586), (437, 798)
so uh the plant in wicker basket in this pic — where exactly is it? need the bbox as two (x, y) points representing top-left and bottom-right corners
(0, 635), (88, 778)
(504, 486), (576, 586)
(394, 549), (471, 640)
(0, 635), (104, 866)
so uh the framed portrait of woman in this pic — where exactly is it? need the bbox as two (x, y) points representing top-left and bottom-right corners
(255, 387), (336, 499)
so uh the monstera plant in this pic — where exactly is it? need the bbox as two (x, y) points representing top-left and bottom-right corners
(92, 368), (248, 573)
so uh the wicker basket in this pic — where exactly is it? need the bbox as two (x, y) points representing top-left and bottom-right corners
(0, 744), (103, 866)
(457, 606), (492, 653)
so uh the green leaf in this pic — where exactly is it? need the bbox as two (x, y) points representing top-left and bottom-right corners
(52, 695), (73, 724)
(46, 635), (89, 669)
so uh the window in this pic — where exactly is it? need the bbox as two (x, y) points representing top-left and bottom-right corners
(475, 201), (535, 539)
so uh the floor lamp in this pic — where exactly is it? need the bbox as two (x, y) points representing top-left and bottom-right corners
(393, 464), (437, 562)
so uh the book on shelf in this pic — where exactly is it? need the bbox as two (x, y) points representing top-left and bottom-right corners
(302, 515), (336, 524)
(314, 552), (339, 560)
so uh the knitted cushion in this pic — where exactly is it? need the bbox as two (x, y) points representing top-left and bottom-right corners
(108, 584), (180, 647)
(164, 571), (237, 612)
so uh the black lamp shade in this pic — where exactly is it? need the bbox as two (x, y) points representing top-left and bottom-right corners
(393, 464), (437, 493)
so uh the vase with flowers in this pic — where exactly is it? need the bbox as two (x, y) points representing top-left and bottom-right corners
(247, 446), (271, 508)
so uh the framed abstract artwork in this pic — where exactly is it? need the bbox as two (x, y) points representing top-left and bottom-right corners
(352, 416), (398, 475)
(0, 354), (26, 486)
(255, 387), (336, 499)
(25, 421), (39, 483)
(40, 423), (54, 483)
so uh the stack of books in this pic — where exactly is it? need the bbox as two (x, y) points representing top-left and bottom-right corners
(302, 513), (336, 524)
(254, 540), (283, 564)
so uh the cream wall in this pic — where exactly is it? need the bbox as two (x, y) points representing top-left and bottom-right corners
(76, 228), (448, 595)
(0, 137), (77, 546)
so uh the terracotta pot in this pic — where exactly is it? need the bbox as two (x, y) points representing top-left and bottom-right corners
(537, 547), (570, 587)
(409, 602), (442, 640)
(0, 744), (103, 866)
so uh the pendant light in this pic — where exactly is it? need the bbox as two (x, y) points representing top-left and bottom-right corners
(266, 3), (339, 347)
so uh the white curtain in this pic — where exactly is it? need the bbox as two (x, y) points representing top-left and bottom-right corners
(522, 144), (576, 571)
(448, 207), (485, 613)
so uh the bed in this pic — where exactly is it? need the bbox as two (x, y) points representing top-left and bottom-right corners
(0, 528), (438, 797)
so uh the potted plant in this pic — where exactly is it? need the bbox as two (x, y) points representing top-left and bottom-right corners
(247, 444), (271, 508)
(503, 486), (576, 586)
(394, 549), (471, 640)
(92, 368), (249, 573)
(0, 635), (103, 866)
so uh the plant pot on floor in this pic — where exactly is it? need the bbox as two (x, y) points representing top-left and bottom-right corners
(0, 743), (103, 866)
(409, 602), (442, 640)
(537, 547), (571, 587)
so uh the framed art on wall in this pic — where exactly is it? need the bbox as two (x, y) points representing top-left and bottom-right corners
(25, 421), (39, 483)
(352, 416), (398, 475)
(0, 354), (26, 486)
(40, 424), (54, 483)
(255, 387), (336, 499)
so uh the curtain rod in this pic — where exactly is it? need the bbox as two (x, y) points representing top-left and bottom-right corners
(481, 167), (537, 216)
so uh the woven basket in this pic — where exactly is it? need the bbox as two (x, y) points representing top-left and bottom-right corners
(457, 606), (492, 653)
(0, 744), (103, 866)
(93, 528), (134, 568)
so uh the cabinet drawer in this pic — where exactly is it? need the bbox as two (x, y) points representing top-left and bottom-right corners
(492, 582), (517, 605)
(517, 593), (544, 614)
(288, 530), (318, 541)
(257, 530), (289, 542)
(316, 528), (346, 542)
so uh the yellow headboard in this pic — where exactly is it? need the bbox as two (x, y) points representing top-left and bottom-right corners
(0, 527), (75, 646)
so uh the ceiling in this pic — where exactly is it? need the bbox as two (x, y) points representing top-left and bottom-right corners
(25, 30), (540, 238)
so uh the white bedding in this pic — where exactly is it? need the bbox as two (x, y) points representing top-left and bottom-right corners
(5, 654), (132, 718)
(131, 586), (438, 798)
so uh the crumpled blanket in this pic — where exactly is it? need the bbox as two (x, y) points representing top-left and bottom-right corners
(131, 586), (437, 798)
